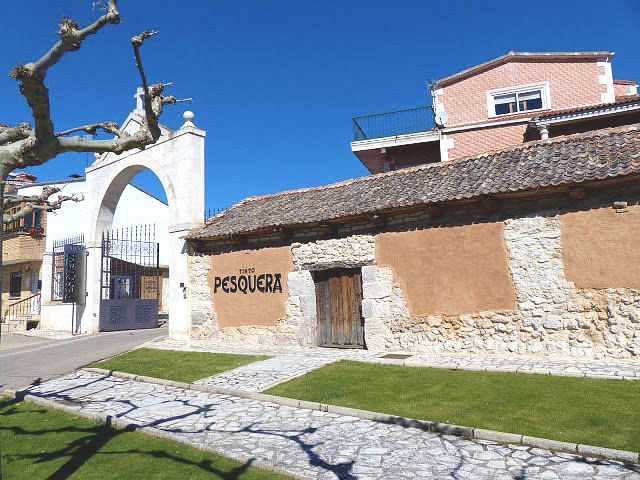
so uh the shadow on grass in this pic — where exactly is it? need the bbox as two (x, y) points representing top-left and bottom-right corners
(9, 374), (640, 480)
(1, 392), (257, 479)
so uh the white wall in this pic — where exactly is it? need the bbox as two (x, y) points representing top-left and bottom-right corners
(112, 185), (170, 265)
(18, 181), (170, 264)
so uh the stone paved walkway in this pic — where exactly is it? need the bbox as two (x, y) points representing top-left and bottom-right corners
(194, 355), (338, 392)
(22, 371), (640, 479)
(152, 340), (640, 386)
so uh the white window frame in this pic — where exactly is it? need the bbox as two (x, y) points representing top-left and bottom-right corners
(486, 81), (551, 117)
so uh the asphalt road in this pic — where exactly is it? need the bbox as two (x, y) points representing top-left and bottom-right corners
(0, 327), (167, 391)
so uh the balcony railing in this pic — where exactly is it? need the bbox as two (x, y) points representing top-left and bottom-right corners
(2, 225), (44, 236)
(352, 106), (435, 141)
(2, 293), (40, 323)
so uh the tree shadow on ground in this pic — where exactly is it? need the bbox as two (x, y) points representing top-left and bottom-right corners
(0, 396), (257, 480)
(12, 373), (640, 480)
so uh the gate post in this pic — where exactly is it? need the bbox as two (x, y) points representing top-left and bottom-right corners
(82, 242), (103, 334)
(82, 110), (205, 338)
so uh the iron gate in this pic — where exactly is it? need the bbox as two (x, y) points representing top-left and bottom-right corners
(99, 225), (160, 331)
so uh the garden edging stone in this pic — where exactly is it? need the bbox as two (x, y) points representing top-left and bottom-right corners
(0, 388), (310, 480)
(78, 368), (640, 465)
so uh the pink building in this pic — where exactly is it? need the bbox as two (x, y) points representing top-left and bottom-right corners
(351, 51), (639, 173)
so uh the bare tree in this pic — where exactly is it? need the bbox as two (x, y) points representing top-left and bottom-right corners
(0, 0), (188, 324)
(3, 186), (83, 224)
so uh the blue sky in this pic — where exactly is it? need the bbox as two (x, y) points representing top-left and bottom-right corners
(3, 0), (639, 212)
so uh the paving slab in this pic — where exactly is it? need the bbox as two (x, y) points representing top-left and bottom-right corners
(20, 371), (640, 480)
(194, 355), (338, 392)
(150, 339), (640, 382)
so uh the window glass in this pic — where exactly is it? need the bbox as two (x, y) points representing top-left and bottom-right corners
(10, 272), (22, 297)
(34, 210), (43, 229)
(24, 212), (33, 228)
(518, 90), (543, 111)
(494, 93), (517, 115)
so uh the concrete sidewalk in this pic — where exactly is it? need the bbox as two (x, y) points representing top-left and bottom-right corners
(19, 370), (640, 480)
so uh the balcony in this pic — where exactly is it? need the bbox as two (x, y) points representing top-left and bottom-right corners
(352, 105), (435, 141)
(351, 106), (440, 174)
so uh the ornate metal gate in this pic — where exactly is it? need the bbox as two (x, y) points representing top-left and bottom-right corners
(99, 225), (160, 331)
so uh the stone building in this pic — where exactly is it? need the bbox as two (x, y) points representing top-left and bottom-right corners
(185, 52), (640, 359)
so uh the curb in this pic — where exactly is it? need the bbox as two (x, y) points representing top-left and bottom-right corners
(0, 388), (309, 480)
(81, 368), (640, 465)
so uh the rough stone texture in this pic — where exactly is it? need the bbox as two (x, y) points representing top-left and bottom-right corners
(194, 354), (338, 392)
(188, 217), (640, 358)
(357, 215), (640, 358)
(291, 235), (375, 271)
(188, 255), (216, 339)
(152, 340), (640, 384)
(190, 236), (375, 346)
(23, 371), (640, 479)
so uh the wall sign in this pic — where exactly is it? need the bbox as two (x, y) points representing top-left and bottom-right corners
(213, 268), (283, 294)
(63, 244), (86, 304)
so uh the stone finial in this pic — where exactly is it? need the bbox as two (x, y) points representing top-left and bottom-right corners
(181, 110), (195, 128)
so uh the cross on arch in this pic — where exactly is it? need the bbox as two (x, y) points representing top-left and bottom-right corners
(134, 87), (144, 111)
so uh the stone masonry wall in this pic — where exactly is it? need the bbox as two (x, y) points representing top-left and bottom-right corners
(189, 216), (640, 358)
(189, 235), (375, 347)
(363, 215), (640, 358)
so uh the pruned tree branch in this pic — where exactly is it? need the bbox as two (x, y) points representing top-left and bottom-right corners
(0, 123), (33, 146)
(3, 186), (83, 224)
(8, 2), (120, 141)
(56, 122), (126, 139)
(0, 0), (185, 171)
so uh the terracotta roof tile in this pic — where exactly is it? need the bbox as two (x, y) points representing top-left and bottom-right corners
(189, 124), (640, 240)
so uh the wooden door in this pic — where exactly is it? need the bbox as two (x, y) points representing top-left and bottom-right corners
(314, 268), (364, 348)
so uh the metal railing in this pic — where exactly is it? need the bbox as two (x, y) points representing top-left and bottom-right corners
(205, 208), (227, 220)
(2, 293), (41, 323)
(2, 225), (45, 236)
(352, 105), (435, 141)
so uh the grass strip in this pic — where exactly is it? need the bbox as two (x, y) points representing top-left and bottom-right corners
(88, 348), (269, 383)
(265, 360), (640, 452)
(0, 397), (292, 479)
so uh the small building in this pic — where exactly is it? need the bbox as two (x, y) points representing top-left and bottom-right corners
(351, 51), (638, 172)
(184, 51), (640, 360)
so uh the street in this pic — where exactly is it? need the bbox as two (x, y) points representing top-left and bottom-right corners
(0, 327), (167, 391)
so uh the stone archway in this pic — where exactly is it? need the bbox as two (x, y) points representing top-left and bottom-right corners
(81, 110), (205, 339)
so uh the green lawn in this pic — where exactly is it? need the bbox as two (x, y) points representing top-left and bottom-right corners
(88, 348), (269, 383)
(0, 397), (292, 480)
(265, 360), (640, 452)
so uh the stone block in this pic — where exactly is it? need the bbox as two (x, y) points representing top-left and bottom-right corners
(474, 428), (522, 444)
(577, 444), (639, 463)
(522, 436), (577, 454)
(543, 314), (563, 330)
(363, 282), (392, 299)
(299, 295), (317, 317)
(287, 272), (314, 296)
(361, 265), (378, 284)
(362, 299), (391, 319)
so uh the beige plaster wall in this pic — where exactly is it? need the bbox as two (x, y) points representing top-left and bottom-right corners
(209, 246), (294, 327)
(561, 204), (640, 289)
(376, 223), (517, 316)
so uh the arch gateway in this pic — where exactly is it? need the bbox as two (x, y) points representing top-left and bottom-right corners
(41, 109), (205, 339)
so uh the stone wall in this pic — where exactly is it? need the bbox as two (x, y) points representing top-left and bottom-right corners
(188, 212), (640, 358)
(361, 214), (640, 358)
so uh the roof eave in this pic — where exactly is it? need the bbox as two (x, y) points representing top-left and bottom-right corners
(433, 51), (614, 89)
